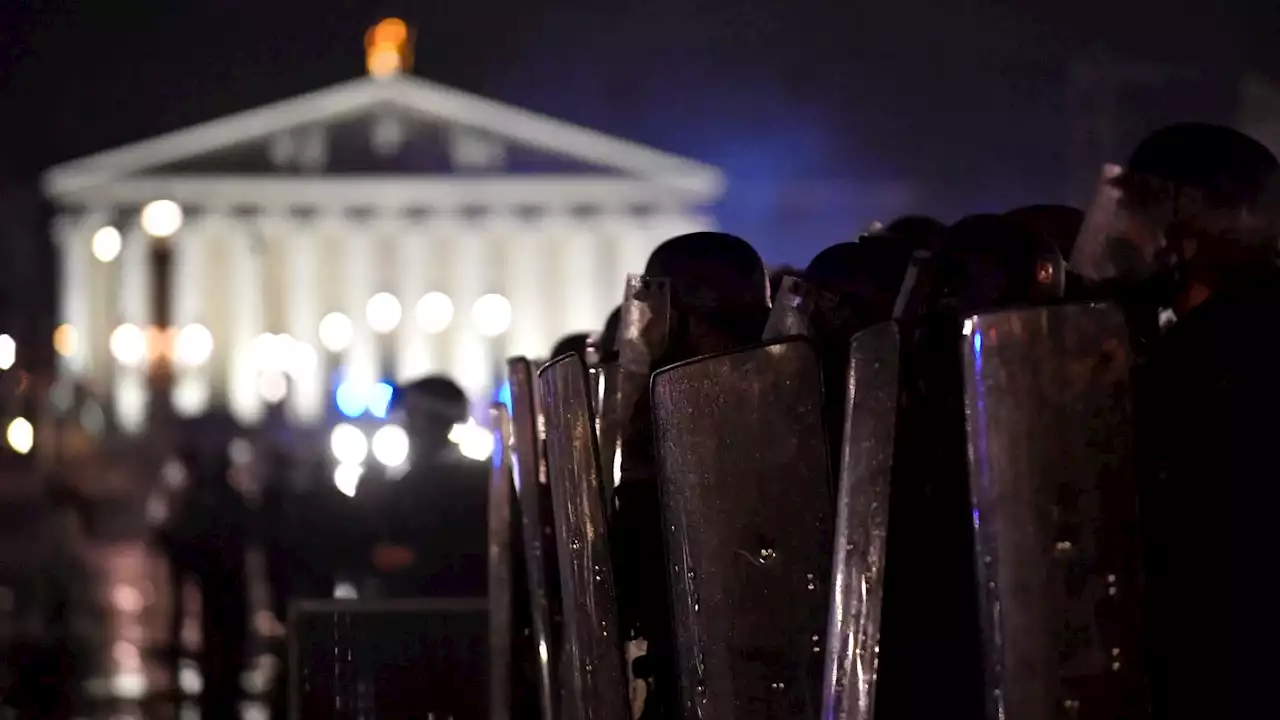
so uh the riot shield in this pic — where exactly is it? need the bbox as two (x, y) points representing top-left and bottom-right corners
(489, 403), (514, 720)
(1070, 163), (1140, 282)
(650, 336), (834, 720)
(822, 321), (899, 720)
(961, 304), (1145, 720)
(538, 353), (629, 720)
(598, 275), (671, 497)
(507, 358), (561, 720)
(762, 275), (833, 340)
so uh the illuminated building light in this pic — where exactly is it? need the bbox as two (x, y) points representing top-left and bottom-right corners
(449, 418), (494, 461)
(109, 324), (147, 368)
(365, 292), (403, 334)
(371, 424), (410, 467)
(258, 370), (289, 404)
(415, 292), (454, 334)
(171, 375), (211, 418)
(173, 323), (214, 367)
(0, 334), (14, 371)
(472, 294), (512, 337)
(53, 323), (80, 360)
(329, 423), (368, 465)
(333, 463), (364, 498)
(365, 18), (412, 78)
(140, 200), (184, 239)
(92, 225), (123, 263)
(318, 312), (354, 353)
(6, 417), (33, 455)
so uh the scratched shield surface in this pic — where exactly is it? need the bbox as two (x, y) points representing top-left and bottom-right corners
(962, 303), (1146, 720)
(538, 353), (629, 720)
(651, 336), (835, 720)
(822, 321), (900, 720)
(508, 357), (563, 720)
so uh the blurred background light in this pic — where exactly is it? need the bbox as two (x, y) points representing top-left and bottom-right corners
(367, 381), (394, 419)
(335, 379), (369, 418)
(415, 292), (454, 334)
(53, 323), (80, 359)
(449, 418), (494, 461)
(258, 370), (289, 404)
(318, 312), (354, 353)
(6, 417), (33, 455)
(0, 334), (14, 371)
(472, 293), (512, 337)
(109, 324), (147, 367)
(139, 199), (184, 238)
(329, 423), (368, 465)
(91, 225), (123, 263)
(365, 292), (403, 334)
(173, 323), (214, 367)
(371, 424), (410, 467)
(333, 463), (363, 498)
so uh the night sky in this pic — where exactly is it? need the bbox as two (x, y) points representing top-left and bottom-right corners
(2, 0), (1277, 264)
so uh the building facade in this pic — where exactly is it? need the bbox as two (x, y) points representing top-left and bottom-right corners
(42, 73), (723, 433)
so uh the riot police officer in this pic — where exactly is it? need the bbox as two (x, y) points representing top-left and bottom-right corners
(368, 375), (489, 599)
(1086, 123), (1280, 718)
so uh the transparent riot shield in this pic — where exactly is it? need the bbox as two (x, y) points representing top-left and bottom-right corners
(598, 275), (671, 502)
(1070, 163), (1148, 282)
(650, 336), (834, 720)
(489, 403), (514, 720)
(762, 275), (833, 340)
(507, 358), (560, 720)
(822, 321), (899, 720)
(538, 353), (629, 720)
(962, 304), (1146, 720)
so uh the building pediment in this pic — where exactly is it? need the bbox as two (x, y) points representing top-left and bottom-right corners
(42, 74), (724, 207)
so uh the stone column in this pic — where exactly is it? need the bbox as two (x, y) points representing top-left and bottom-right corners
(341, 217), (380, 392)
(54, 210), (107, 377)
(444, 212), (492, 403)
(503, 212), (550, 359)
(394, 217), (433, 382)
(556, 214), (605, 337)
(169, 217), (210, 418)
(226, 219), (266, 426)
(113, 222), (151, 434)
(283, 216), (325, 424)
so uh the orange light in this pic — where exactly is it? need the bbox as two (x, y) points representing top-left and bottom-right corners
(367, 43), (403, 77)
(365, 18), (412, 77)
(369, 18), (408, 47)
(53, 323), (80, 358)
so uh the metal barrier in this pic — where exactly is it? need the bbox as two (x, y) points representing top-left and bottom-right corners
(288, 597), (489, 720)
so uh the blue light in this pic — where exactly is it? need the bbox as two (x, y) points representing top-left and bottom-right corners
(335, 382), (368, 418)
(368, 382), (395, 419)
(497, 380), (512, 413)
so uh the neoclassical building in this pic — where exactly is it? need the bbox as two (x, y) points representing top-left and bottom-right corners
(42, 62), (722, 433)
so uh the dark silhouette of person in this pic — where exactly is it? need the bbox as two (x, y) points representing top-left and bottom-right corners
(1118, 123), (1280, 719)
(369, 375), (488, 599)
(170, 447), (251, 719)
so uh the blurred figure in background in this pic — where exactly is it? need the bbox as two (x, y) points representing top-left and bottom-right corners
(169, 447), (251, 718)
(366, 375), (489, 599)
